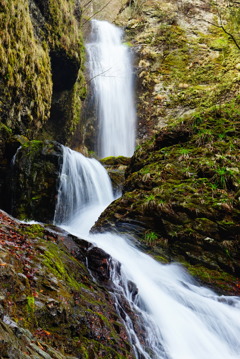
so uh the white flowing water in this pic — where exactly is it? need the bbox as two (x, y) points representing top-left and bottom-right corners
(86, 20), (136, 158)
(54, 146), (113, 233)
(56, 147), (240, 359)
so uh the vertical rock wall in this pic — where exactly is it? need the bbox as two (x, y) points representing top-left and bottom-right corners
(0, 0), (86, 143)
(0, 0), (86, 213)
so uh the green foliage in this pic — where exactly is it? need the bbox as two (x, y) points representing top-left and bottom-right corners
(144, 231), (158, 245)
(145, 194), (155, 201)
(43, 243), (86, 290)
(26, 296), (35, 313)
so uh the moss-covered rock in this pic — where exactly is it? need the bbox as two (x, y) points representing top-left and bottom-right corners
(10, 140), (63, 222)
(116, 0), (240, 142)
(0, 0), (86, 145)
(0, 210), (134, 358)
(93, 101), (240, 294)
(0, 0), (52, 137)
(0, 125), (29, 214)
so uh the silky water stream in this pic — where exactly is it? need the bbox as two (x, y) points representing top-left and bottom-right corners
(86, 20), (136, 158)
(54, 146), (240, 359)
(55, 20), (240, 359)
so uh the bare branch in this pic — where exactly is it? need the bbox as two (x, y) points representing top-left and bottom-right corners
(83, 0), (113, 25)
(218, 25), (240, 50)
(184, 3), (240, 51)
(87, 68), (112, 83)
(82, 0), (93, 10)
(198, 16), (240, 51)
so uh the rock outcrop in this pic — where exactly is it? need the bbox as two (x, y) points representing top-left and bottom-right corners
(116, 0), (240, 141)
(0, 0), (86, 218)
(100, 156), (131, 196)
(10, 140), (63, 222)
(0, 0), (86, 144)
(93, 104), (240, 295)
(0, 210), (134, 358)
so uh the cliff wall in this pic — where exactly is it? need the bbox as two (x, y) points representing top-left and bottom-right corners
(0, 0), (86, 211)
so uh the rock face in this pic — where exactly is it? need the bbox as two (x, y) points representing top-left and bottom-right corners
(81, 0), (129, 23)
(0, 0), (87, 221)
(93, 109), (240, 294)
(115, 0), (240, 142)
(0, 0), (86, 145)
(9, 140), (63, 222)
(0, 210), (134, 358)
(100, 156), (131, 196)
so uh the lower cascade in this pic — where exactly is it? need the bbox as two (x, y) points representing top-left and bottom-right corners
(54, 145), (113, 234)
(55, 146), (240, 359)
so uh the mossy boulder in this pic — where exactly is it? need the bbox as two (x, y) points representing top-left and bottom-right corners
(0, 125), (29, 214)
(10, 140), (63, 222)
(0, 210), (134, 358)
(93, 103), (240, 294)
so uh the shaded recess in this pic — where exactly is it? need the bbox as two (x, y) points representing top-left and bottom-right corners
(44, 49), (82, 144)
(0, 128), (23, 215)
(50, 50), (80, 92)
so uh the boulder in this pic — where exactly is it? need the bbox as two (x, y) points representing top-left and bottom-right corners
(10, 140), (63, 222)
(93, 109), (240, 295)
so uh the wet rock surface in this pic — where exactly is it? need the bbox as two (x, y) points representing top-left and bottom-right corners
(100, 156), (131, 196)
(9, 140), (63, 222)
(0, 210), (134, 358)
(94, 116), (240, 295)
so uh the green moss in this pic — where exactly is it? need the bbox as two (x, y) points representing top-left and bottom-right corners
(22, 140), (42, 153)
(47, 0), (83, 56)
(0, 0), (52, 136)
(19, 224), (45, 239)
(100, 156), (131, 166)
(26, 296), (35, 313)
(66, 72), (86, 141)
(182, 263), (239, 294)
(0, 123), (12, 134)
(209, 37), (229, 51)
(153, 255), (170, 264)
(0, 0), (86, 145)
(43, 242), (86, 290)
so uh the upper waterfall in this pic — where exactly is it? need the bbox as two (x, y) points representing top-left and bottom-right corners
(86, 20), (136, 158)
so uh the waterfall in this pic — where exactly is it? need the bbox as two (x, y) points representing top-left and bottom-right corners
(54, 18), (240, 359)
(86, 20), (136, 158)
(56, 146), (240, 359)
(54, 146), (113, 235)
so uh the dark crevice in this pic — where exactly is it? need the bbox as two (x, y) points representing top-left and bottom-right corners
(50, 50), (80, 92)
